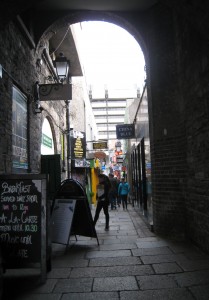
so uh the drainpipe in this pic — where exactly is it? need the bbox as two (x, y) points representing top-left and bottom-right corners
(66, 99), (71, 179)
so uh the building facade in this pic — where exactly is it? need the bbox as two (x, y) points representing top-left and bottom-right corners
(1, 1), (209, 253)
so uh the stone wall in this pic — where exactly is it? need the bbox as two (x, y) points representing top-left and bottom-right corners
(0, 21), (67, 174)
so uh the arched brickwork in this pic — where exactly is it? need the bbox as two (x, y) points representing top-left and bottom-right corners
(1, 2), (209, 252)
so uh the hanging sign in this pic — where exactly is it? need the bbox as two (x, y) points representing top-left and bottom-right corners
(93, 142), (108, 150)
(116, 124), (135, 139)
(39, 83), (72, 101)
(71, 132), (86, 159)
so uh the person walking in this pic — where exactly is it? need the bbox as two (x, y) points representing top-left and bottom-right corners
(118, 177), (130, 210)
(108, 173), (118, 210)
(93, 173), (111, 231)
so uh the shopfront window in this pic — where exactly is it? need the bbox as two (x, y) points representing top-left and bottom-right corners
(12, 86), (28, 170)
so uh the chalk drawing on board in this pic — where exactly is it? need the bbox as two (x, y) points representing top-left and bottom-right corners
(51, 199), (76, 244)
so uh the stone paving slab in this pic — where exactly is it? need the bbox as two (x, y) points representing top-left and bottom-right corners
(169, 270), (209, 287)
(120, 288), (194, 300)
(136, 240), (171, 248)
(136, 274), (178, 290)
(152, 262), (183, 274)
(140, 253), (187, 264)
(177, 258), (209, 271)
(93, 276), (138, 291)
(61, 291), (119, 300)
(132, 246), (173, 256)
(189, 284), (209, 300)
(47, 268), (71, 279)
(52, 258), (88, 268)
(85, 249), (131, 259)
(103, 237), (138, 244)
(53, 278), (93, 293)
(165, 241), (205, 254)
(70, 264), (154, 278)
(16, 295), (62, 300)
(89, 256), (142, 267)
(97, 243), (137, 251)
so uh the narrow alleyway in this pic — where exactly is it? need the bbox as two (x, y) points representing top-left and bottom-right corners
(2, 205), (209, 300)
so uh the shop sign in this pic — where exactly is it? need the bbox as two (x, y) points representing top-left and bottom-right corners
(93, 142), (108, 149)
(42, 133), (52, 148)
(39, 83), (72, 101)
(71, 132), (86, 159)
(116, 124), (135, 139)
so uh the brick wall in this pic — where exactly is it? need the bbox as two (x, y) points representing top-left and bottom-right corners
(129, 3), (209, 251)
(0, 21), (67, 174)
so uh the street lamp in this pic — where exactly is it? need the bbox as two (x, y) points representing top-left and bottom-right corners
(53, 53), (72, 178)
(53, 53), (70, 83)
(34, 52), (72, 179)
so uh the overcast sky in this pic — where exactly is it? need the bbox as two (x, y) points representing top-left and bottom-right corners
(80, 21), (146, 98)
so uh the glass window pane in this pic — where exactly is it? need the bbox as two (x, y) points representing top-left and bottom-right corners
(12, 86), (28, 170)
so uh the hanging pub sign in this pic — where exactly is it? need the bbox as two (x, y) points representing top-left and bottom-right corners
(71, 131), (86, 160)
(116, 124), (135, 139)
(93, 142), (108, 150)
(39, 83), (72, 101)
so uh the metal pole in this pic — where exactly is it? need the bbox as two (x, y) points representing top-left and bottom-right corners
(66, 100), (71, 179)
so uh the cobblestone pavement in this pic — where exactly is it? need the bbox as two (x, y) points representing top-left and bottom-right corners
(2, 205), (209, 300)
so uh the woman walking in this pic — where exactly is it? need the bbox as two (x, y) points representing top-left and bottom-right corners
(118, 177), (130, 210)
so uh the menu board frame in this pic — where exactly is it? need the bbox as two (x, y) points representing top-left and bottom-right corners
(0, 174), (47, 282)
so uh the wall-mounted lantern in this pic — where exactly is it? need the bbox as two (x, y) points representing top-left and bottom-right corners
(53, 52), (70, 83)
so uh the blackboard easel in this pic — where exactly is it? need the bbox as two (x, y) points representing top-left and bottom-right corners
(51, 179), (99, 247)
(0, 174), (47, 283)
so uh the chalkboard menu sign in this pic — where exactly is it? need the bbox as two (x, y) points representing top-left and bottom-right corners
(0, 174), (47, 270)
(51, 179), (99, 246)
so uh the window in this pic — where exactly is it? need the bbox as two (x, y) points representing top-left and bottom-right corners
(12, 86), (28, 169)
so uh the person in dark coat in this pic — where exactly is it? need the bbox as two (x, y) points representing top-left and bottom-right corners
(108, 173), (118, 210)
(93, 173), (111, 231)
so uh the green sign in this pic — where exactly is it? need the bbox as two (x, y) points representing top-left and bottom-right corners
(42, 134), (52, 148)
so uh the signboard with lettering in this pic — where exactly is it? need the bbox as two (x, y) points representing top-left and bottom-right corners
(93, 142), (108, 150)
(0, 174), (47, 280)
(71, 131), (86, 160)
(116, 124), (135, 139)
(42, 133), (52, 148)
